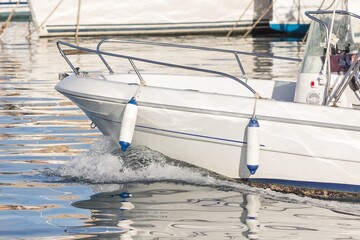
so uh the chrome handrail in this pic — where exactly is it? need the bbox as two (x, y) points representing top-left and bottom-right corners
(328, 50), (360, 105)
(96, 38), (301, 77)
(57, 39), (301, 96)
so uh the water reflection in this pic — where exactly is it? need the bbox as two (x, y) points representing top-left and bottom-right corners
(2, 23), (359, 239)
(70, 183), (360, 239)
(0, 204), (58, 211)
(72, 183), (248, 239)
(241, 194), (261, 239)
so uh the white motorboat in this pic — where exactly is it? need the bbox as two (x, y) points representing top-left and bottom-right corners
(27, 0), (271, 37)
(56, 10), (360, 194)
(0, 0), (30, 21)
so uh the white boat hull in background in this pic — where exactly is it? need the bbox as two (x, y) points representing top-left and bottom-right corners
(28, 0), (271, 37)
(0, 0), (30, 20)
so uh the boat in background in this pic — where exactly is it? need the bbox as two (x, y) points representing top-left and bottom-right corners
(56, 10), (360, 195)
(27, 0), (272, 37)
(269, 0), (358, 35)
(0, 0), (30, 21)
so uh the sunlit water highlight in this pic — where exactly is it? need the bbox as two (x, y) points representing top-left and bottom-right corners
(1, 22), (360, 239)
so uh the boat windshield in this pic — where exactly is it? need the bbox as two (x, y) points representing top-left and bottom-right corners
(301, 10), (360, 74)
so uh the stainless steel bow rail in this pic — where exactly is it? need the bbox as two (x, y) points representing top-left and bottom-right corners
(56, 39), (302, 96)
(328, 50), (360, 105)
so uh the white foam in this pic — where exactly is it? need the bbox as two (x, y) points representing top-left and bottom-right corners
(56, 136), (220, 185)
(54, 136), (360, 213)
(57, 136), (124, 182)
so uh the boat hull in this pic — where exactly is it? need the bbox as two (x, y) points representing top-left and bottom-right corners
(0, 1), (30, 21)
(56, 74), (360, 192)
(269, 23), (309, 35)
(28, 0), (270, 37)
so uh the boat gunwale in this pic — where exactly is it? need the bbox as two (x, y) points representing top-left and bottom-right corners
(56, 39), (303, 100)
(56, 79), (360, 133)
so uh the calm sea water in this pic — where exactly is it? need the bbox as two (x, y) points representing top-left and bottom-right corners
(1, 22), (360, 240)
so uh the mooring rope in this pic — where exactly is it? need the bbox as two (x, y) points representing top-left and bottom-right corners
(75, 0), (81, 38)
(0, 0), (20, 35)
(252, 93), (261, 118)
(226, 0), (254, 38)
(243, 0), (276, 38)
(25, 0), (64, 38)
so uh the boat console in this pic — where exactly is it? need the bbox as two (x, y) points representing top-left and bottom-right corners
(295, 10), (360, 108)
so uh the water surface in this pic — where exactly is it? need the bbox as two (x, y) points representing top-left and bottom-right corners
(1, 22), (360, 239)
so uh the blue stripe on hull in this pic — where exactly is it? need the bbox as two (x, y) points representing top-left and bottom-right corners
(137, 125), (247, 145)
(247, 178), (360, 193)
(137, 124), (265, 147)
(270, 23), (309, 35)
(0, 2), (27, 5)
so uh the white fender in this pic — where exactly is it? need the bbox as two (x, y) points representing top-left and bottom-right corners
(119, 97), (138, 151)
(247, 117), (260, 174)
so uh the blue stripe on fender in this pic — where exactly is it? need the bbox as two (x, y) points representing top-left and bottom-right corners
(128, 97), (137, 105)
(119, 141), (130, 152)
(248, 117), (259, 127)
(247, 165), (259, 175)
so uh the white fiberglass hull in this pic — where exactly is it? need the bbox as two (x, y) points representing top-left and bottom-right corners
(56, 73), (360, 192)
(0, 0), (29, 19)
(28, 0), (270, 37)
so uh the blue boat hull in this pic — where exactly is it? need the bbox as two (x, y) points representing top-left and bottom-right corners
(270, 23), (309, 35)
